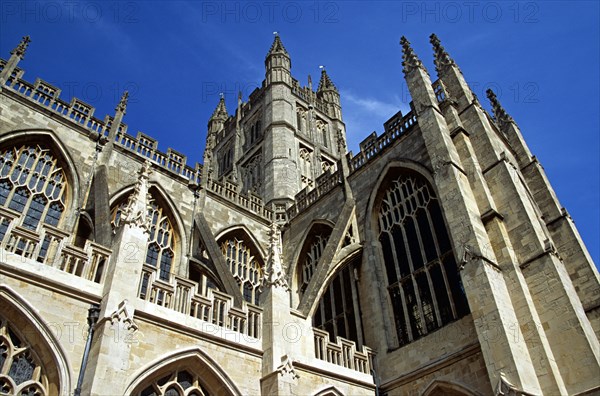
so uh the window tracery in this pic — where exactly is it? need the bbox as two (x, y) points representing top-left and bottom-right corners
(300, 234), (329, 294)
(241, 153), (262, 194)
(299, 147), (313, 190)
(138, 369), (211, 396)
(220, 238), (262, 305)
(296, 107), (307, 133)
(321, 157), (335, 175)
(377, 172), (469, 347)
(0, 319), (48, 395)
(316, 119), (329, 148)
(313, 263), (362, 345)
(0, 145), (66, 231)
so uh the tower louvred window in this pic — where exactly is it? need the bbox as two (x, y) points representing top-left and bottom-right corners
(377, 171), (469, 347)
(0, 145), (66, 231)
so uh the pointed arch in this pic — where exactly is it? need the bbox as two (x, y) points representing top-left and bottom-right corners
(289, 220), (335, 298)
(366, 161), (469, 348)
(215, 225), (266, 260)
(216, 226), (265, 305)
(0, 129), (82, 229)
(110, 181), (187, 254)
(0, 285), (73, 395)
(314, 385), (345, 396)
(421, 379), (480, 396)
(124, 347), (242, 396)
(308, 250), (364, 346)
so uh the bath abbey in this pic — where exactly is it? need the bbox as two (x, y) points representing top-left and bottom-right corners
(0, 33), (598, 396)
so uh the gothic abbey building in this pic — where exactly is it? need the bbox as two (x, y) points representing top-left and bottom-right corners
(0, 34), (598, 396)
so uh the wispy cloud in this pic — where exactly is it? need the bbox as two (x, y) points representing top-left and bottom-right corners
(341, 90), (409, 152)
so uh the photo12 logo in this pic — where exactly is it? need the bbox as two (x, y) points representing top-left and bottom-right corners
(400, 1), (539, 23)
(200, 1), (340, 24)
(1, 1), (139, 24)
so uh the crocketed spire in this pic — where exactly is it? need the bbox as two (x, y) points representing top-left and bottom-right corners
(10, 35), (31, 59)
(267, 33), (289, 57)
(430, 33), (456, 74)
(210, 95), (228, 120)
(115, 91), (129, 114)
(400, 36), (425, 75)
(486, 89), (514, 126)
(317, 68), (337, 92)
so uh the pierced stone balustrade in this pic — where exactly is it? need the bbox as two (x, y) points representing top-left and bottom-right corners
(1, 58), (203, 183)
(205, 178), (273, 221)
(58, 245), (88, 277)
(347, 110), (417, 174)
(0, 207), (111, 284)
(313, 328), (374, 374)
(138, 266), (263, 340)
(287, 168), (343, 219)
(5, 225), (39, 259)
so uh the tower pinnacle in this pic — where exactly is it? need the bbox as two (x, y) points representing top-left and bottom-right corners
(400, 36), (426, 76)
(486, 89), (514, 127)
(317, 68), (337, 92)
(210, 95), (228, 121)
(115, 91), (129, 114)
(10, 36), (31, 59)
(430, 33), (456, 74)
(265, 34), (291, 85)
(267, 34), (289, 57)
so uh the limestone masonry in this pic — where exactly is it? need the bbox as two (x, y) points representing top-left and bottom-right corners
(0, 34), (598, 395)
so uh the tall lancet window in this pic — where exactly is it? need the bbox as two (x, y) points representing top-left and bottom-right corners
(376, 170), (468, 346)
(0, 144), (66, 231)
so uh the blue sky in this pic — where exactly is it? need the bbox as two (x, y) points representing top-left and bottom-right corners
(1, 1), (598, 265)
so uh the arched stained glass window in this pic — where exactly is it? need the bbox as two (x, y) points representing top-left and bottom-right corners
(0, 145), (66, 231)
(220, 237), (262, 305)
(376, 171), (469, 347)
(0, 319), (49, 395)
(138, 370), (211, 396)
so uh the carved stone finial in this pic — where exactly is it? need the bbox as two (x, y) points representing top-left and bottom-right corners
(486, 89), (514, 127)
(400, 36), (426, 75)
(10, 36), (31, 59)
(121, 160), (153, 231)
(116, 91), (129, 114)
(263, 222), (289, 290)
(277, 355), (299, 380)
(495, 372), (535, 396)
(109, 300), (139, 334)
(430, 33), (456, 74)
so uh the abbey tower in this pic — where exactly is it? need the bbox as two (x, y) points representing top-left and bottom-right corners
(0, 34), (598, 395)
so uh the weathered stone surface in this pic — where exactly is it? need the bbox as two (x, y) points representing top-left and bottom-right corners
(0, 34), (597, 396)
